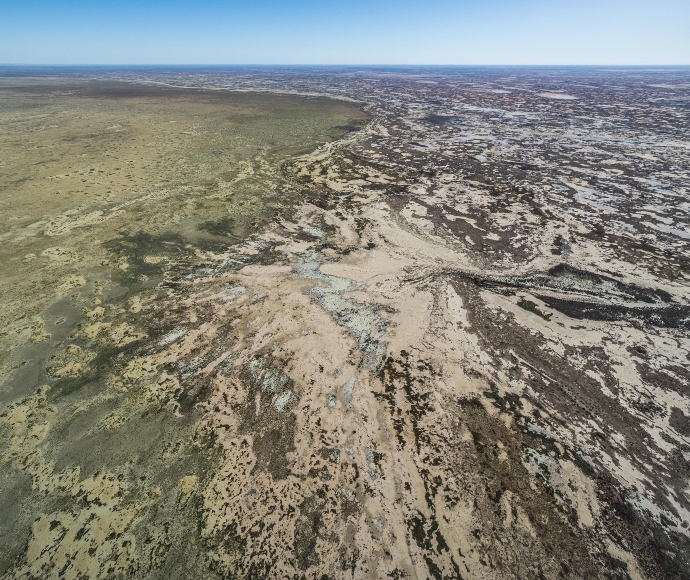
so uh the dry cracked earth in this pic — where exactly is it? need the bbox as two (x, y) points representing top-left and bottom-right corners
(1, 66), (690, 579)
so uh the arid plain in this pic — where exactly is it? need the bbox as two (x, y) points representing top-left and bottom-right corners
(1, 68), (689, 579)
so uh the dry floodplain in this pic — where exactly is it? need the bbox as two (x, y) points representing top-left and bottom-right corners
(1, 68), (690, 580)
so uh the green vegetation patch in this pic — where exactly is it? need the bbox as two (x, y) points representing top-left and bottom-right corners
(517, 298), (552, 321)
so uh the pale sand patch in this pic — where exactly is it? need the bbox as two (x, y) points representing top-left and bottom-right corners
(538, 92), (577, 100)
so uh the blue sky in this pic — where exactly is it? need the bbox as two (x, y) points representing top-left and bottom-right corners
(1, 0), (688, 65)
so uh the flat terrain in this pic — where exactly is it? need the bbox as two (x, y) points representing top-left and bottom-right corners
(1, 68), (690, 579)
(0, 78), (367, 577)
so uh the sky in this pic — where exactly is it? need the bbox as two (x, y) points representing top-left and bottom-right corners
(1, 0), (689, 65)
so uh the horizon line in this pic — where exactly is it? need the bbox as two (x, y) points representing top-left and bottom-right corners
(2, 63), (690, 68)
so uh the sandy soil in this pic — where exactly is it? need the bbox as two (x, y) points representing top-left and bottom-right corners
(1, 69), (689, 579)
